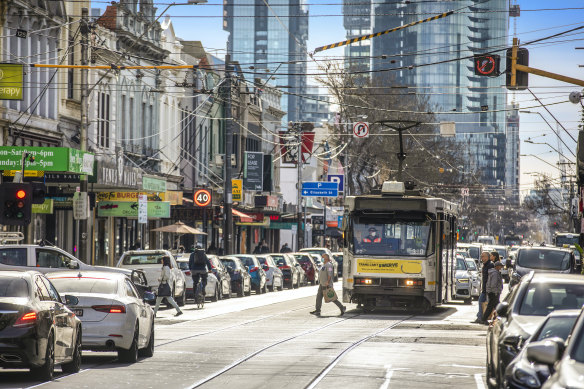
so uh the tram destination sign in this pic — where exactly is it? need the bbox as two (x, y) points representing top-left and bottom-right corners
(301, 182), (338, 197)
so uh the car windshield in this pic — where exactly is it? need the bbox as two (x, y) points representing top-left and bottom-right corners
(535, 316), (578, 342)
(456, 251), (469, 258)
(49, 276), (118, 294)
(236, 256), (256, 267)
(270, 255), (287, 266)
(466, 260), (477, 271)
(468, 247), (480, 259)
(301, 249), (325, 255)
(519, 283), (584, 316)
(517, 249), (571, 271)
(456, 257), (467, 270)
(0, 277), (29, 297)
(221, 259), (237, 270)
(555, 235), (579, 247)
(493, 248), (506, 258)
(177, 261), (189, 271)
(294, 255), (311, 263)
(353, 220), (432, 257)
(256, 257), (267, 265)
(122, 254), (164, 265)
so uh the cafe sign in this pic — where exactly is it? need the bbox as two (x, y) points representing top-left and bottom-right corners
(0, 147), (94, 174)
(97, 201), (170, 218)
(0, 64), (24, 100)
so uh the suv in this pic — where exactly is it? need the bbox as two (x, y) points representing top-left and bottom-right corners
(116, 250), (186, 306)
(0, 244), (92, 273)
(299, 247), (338, 281)
(510, 246), (577, 288)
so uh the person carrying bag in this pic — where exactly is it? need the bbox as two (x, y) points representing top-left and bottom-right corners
(153, 256), (183, 317)
(310, 254), (346, 316)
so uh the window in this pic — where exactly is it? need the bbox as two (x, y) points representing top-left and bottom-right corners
(0, 277), (29, 297)
(36, 249), (70, 268)
(125, 280), (138, 298)
(67, 23), (75, 99)
(120, 94), (127, 145)
(0, 248), (27, 266)
(35, 276), (52, 301)
(98, 91), (110, 148)
(41, 277), (61, 302)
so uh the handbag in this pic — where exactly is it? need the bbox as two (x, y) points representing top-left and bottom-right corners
(157, 282), (171, 297)
(323, 286), (338, 303)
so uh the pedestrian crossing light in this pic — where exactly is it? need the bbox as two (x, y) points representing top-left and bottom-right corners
(0, 183), (32, 226)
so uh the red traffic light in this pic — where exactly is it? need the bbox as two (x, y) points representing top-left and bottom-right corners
(16, 190), (26, 199)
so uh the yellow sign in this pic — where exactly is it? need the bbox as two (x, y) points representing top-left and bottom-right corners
(2, 170), (44, 177)
(232, 179), (242, 202)
(97, 192), (165, 202)
(356, 259), (423, 274)
(165, 191), (183, 205)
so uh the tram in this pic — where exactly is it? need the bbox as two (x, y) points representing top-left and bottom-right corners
(341, 181), (458, 311)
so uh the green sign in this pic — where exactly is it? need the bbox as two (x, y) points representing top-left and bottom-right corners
(268, 222), (295, 230)
(0, 147), (94, 174)
(97, 201), (170, 218)
(32, 199), (54, 214)
(143, 176), (167, 192)
(0, 64), (24, 100)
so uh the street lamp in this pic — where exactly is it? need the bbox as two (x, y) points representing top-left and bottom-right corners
(519, 110), (576, 158)
(524, 138), (574, 162)
(520, 154), (564, 172)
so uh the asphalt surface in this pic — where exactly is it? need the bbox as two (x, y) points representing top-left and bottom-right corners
(1, 286), (489, 389)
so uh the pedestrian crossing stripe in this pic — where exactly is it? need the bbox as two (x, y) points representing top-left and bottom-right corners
(313, 10), (454, 53)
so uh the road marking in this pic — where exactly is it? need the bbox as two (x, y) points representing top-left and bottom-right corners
(475, 373), (486, 389)
(440, 364), (484, 369)
(379, 365), (393, 389)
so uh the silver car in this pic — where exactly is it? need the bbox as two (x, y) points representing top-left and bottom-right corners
(465, 258), (480, 298)
(175, 256), (220, 301)
(453, 255), (473, 304)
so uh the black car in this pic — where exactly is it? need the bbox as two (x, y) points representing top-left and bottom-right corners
(220, 257), (252, 297)
(504, 310), (579, 389)
(0, 270), (82, 381)
(271, 254), (300, 289)
(208, 255), (232, 299)
(510, 247), (577, 288)
(486, 272), (584, 389)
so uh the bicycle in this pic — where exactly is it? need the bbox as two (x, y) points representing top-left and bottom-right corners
(194, 279), (205, 309)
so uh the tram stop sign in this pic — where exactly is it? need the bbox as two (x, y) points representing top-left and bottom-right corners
(193, 188), (212, 207)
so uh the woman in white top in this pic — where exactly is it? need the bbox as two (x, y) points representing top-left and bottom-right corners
(153, 256), (183, 317)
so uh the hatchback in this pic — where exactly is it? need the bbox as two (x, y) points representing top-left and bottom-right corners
(220, 257), (252, 297)
(293, 253), (319, 285)
(256, 255), (284, 291)
(234, 255), (267, 294)
(270, 254), (300, 289)
(208, 255), (232, 299)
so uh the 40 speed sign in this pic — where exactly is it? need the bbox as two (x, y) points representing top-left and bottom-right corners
(193, 188), (212, 207)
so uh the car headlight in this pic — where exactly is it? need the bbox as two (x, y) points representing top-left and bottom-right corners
(513, 368), (540, 388)
(457, 278), (469, 284)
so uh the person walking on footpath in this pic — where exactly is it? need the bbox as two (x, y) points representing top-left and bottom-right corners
(153, 256), (182, 317)
(310, 253), (346, 317)
(473, 251), (494, 324)
(280, 243), (292, 253)
(483, 258), (504, 323)
(189, 244), (213, 296)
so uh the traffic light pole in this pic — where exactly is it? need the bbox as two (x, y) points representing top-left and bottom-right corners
(79, 8), (90, 262)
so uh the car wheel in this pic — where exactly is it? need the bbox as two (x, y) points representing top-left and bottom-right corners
(278, 279), (284, 291)
(294, 278), (299, 289)
(32, 332), (55, 381)
(311, 278), (316, 286)
(224, 283), (232, 299)
(262, 282), (267, 294)
(176, 286), (186, 307)
(118, 325), (139, 363)
(237, 282), (244, 297)
(61, 330), (82, 374)
(139, 322), (154, 358)
(211, 285), (219, 302)
(255, 283), (261, 294)
(218, 282), (224, 300)
(245, 284), (252, 296)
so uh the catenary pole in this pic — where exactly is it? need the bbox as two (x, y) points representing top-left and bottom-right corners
(223, 55), (233, 255)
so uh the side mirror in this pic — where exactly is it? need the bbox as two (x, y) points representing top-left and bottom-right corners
(143, 291), (156, 303)
(495, 302), (510, 317)
(69, 260), (80, 270)
(64, 295), (79, 306)
(526, 339), (565, 366)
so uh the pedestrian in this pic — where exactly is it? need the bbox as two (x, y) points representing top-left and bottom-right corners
(153, 256), (182, 317)
(207, 243), (217, 254)
(482, 259), (504, 323)
(132, 240), (142, 251)
(260, 240), (270, 254)
(280, 243), (292, 253)
(253, 242), (262, 254)
(473, 251), (494, 324)
(189, 244), (213, 296)
(310, 253), (346, 317)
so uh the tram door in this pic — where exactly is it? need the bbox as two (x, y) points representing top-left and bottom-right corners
(436, 213), (447, 304)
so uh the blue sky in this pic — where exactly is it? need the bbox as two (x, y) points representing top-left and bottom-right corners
(165, 0), (584, 193)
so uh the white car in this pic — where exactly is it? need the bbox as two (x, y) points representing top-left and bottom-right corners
(116, 250), (186, 306)
(465, 258), (481, 298)
(0, 244), (92, 273)
(47, 270), (155, 363)
(175, 256), (220, 300)
(255, 254), (284, 291)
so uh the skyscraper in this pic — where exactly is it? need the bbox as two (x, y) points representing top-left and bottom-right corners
(342, 0), (371, 72)
(223, 0), (309, 124)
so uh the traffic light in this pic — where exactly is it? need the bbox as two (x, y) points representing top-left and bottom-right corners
(506, 46), (529, 90)
(0, 183), (32, 226)
(473, 54), (500, 77)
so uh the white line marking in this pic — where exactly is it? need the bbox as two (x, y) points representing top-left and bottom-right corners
(474, 373), (486, 389)
(440, 364), (484, 369)
(379, 364), (393, 389)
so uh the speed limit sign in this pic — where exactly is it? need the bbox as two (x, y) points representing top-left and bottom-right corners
(193, 188), (212, 207)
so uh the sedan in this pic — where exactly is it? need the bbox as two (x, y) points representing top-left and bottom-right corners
(486, 273), (584, 388)
(0, 271), (82, 381)
(256, 255), (284, 291)
(504, 310), (579, 389)
(175, 257), (220, 301)
(271, 254), (300, 289)
(220, 257), (252, 297)
(47, 271), (155, 363)
(299, 248), (338, 281)
(293, 253), (319, 285)
(465, 258), (481, 299)
(208, 255), (232, 299)
(233, 255), (267, 294)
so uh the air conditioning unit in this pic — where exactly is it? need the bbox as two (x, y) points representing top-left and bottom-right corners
(214, 154), (236, 166)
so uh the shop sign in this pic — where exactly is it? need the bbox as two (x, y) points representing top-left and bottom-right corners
(97, 192), (165, 202)
(97, 201), (170, 218)
(243, 151), (263, 191)
(232, 179), (242, 202)
(165, 191), (183, 205)
(44, 173), (81, 183)
(143, 176), (166, 192)
(32, 199), (53, 214)
(48, 196), (73, 209)
(0, 64), (24, 100)
(92, 150), (142, 189)
(235, 217), (270, 227)
(2, 170), (44, 177)
(254, 195), (279, 210)
(268, 222), (294, 230)
(0, 147), (94, 174)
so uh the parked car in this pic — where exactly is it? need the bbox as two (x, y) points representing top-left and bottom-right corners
(0, 244), (92, 273)
(116, 250), (187, 306)
(220, 257), (252, 297)
(510, 247), (577, 288)
(486, 272), (584, 388)
(453, 255), (473, 304)
(299, 248), (338, 281)
(457, 243), (482, 264)
(464, 258), (481, 299)
(504, 310), (579, 389)
(0, 271), (82, 381)
(293, 253), (319, 285)
(47, 270), (156, 363)
(332, 252), (343, 277)
(175, 256), (220, 301)
(233, 255), (267, 294)
(256, 255), (284, 291)
(208, 255), (232, 299)
(270, 254), (300, 289)
(290, 255), (308, 286)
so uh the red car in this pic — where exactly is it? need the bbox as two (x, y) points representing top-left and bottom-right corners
(293, 254), (319, 285)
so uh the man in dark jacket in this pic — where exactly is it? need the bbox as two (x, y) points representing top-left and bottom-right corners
(260, 240), (270, 254)
(189, 245), (213, 295)
(474, 251), (495, 324)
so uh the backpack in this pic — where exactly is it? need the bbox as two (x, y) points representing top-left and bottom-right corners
(194, 249), (206, 266)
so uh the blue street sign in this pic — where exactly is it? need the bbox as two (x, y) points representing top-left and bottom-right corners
(301, 182), (338, 197)
(302, 182), (338, 190)
(327, 174), (344, 192)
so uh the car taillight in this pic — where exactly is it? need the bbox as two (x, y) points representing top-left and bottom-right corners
(250, 267), (258, 273)
(13, 311), (37, 327)
(185, 271), (192, 276)
(280, 265), (290, 269)
(92, 305), (126, 314)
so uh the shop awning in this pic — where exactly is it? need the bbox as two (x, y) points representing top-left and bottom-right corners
(232, 209), (253, 219)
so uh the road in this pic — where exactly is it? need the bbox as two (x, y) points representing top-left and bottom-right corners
(1, 286), (488, 389)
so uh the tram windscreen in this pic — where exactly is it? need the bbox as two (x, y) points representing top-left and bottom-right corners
(353, 221), (432, 257)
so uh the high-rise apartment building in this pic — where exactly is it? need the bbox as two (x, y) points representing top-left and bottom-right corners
(342, 1), (371, 71)
(505, 102), (520, 205)
(223, 0), (308, 123)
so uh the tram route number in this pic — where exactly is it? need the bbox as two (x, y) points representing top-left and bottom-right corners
(356, 259), (423, 274)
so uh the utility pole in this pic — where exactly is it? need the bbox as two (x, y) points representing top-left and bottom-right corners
(377, 120), (420, 182)
(79, 8), (90, 262)
(223, 55), (233, 255)
(296, 122), (303, 251)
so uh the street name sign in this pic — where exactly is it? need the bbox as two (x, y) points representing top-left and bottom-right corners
(301, 182), (338, 197)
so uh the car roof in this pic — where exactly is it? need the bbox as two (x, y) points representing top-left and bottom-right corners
(0, 270), (39, 278)
(518, 246), (572, 253)
(529, 273), (584, 284)
(46, 270), (125, 280)
(122, 250), (172, 255)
